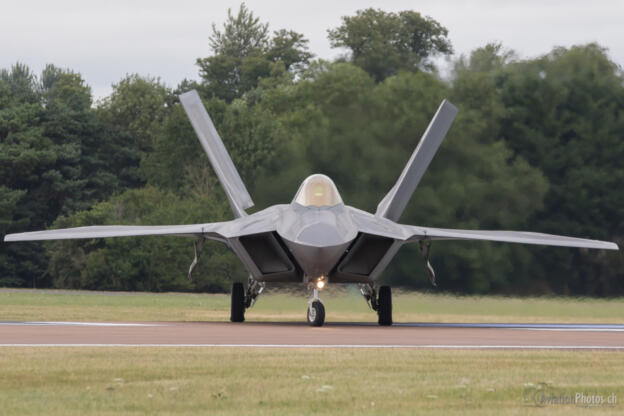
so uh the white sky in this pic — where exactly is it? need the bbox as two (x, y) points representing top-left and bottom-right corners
(2, 0), (623, 100)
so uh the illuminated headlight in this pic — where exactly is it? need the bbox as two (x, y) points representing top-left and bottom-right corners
(315, 277), (326, 290)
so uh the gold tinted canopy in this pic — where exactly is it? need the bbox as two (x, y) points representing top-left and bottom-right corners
(293, 174), (343, 207)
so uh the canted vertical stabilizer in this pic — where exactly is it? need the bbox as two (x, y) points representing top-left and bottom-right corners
(376, 100), (458, 222)
(179, 90), (254, 218)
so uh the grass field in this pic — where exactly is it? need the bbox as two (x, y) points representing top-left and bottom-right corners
(1, 287), (623, 323)
(0, 347), (622, 415)
(1, 288), (623, 415)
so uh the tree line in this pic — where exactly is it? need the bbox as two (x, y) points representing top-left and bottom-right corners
(1, 5), (622, 295)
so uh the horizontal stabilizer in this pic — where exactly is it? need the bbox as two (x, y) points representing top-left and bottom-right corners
(377, 100), (458, 222)
(179, 90), (253, 218)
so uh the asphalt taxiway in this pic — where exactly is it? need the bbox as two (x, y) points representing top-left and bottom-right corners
(1, 321), (623, 349)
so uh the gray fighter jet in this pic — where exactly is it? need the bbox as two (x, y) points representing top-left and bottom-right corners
(5, 90), (618, 326)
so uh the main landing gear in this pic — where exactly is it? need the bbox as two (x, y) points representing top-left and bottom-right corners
(360, 284), (392, 326)
(377, 286), (392, 326)
(230, 277), (265, 323)
(232, 279), (391, 327)
(230, 282), (245, 322)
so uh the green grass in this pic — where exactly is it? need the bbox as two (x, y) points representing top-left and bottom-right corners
(1, 287), (623, 323)
(0, 348), (622, 415)
(1, 289), (623, 415)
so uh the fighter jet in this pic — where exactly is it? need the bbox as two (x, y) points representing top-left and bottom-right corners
(4, 90), (618, 327)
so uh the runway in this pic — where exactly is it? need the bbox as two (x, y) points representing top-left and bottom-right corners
(1, 321), (624, 349)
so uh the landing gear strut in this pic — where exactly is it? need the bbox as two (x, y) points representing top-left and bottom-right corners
(245, 278), (265, 308)
(360, 284), (392, 326)
(307, 288), (325, 327)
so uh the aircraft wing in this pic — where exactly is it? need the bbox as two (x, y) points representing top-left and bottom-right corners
(2, 207), (285, 243)
(2, 208), (296, 281)
(3, 223), (230, 243)
(402, 225), (619, 250)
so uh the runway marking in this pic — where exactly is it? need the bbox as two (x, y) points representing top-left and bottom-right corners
(0, 321), (164, 327)
(516, 328), (624, 332)
(396, 323), (624, 331)
(1, 322), (623, 330)
(1, 344), (623, 350)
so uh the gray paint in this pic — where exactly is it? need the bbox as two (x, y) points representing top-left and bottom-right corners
(376, 100), (458, 222)
(4, 91), (619, 288)
(179, 90), (253, 218)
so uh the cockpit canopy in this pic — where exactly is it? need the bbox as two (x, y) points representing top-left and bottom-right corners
(293, 174), (343, 207)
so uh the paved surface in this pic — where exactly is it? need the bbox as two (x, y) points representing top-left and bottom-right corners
(1, 321), (624, 349)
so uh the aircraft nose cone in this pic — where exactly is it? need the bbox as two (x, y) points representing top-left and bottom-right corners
(297, 223), (343, 246)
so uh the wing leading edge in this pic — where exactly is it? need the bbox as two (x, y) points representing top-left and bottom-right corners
(3, 223), (228, 243)
(402, 225), (619, 250)
(3, 208), (282, 243)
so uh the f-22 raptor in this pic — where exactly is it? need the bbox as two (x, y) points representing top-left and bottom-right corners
(5, 90), (618, 326)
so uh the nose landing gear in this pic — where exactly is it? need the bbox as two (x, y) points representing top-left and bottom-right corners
(307, 288), (325, 326)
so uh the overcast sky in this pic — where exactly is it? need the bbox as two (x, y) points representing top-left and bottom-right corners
(2, 0), (622, 100)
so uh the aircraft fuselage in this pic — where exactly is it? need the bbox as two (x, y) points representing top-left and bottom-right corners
(228, 200), (403, 286)
(278, 203), (356, 280)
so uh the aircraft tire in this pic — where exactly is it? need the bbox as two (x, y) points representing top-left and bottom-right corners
(377, 286), (392, 326)
(230, 282), (245, 322)
(307, 300), (325, 327)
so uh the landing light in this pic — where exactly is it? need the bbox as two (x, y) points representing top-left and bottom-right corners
(315, 278), (326, 290)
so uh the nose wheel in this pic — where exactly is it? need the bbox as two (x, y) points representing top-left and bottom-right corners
(307, 300), (325, 326)
(307, 288), (325, 326)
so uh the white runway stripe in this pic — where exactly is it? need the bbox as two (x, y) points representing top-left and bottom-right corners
(0, 321), (164, 327)
(0, 344), (623, 349)
(2, 322), (624, 330)
(517, 328), (624, 332)
(396, 323), (624, 331)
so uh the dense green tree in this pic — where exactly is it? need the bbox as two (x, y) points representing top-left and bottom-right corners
(267, 30), (314, 71)
(454, 42), (516, 74)
(0, 63), (39, 106)
(208, 3), (269, 58)
(42, 66), (112, 211)
(0, 64), (141, 287)
(496, 44), (624, 295)
(0, 64), (82, 286)
(448, 43), (624, 295)
(197, 4), (312, 102)
(328, 8), (452, 81)
(97, 74), (174, 153)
